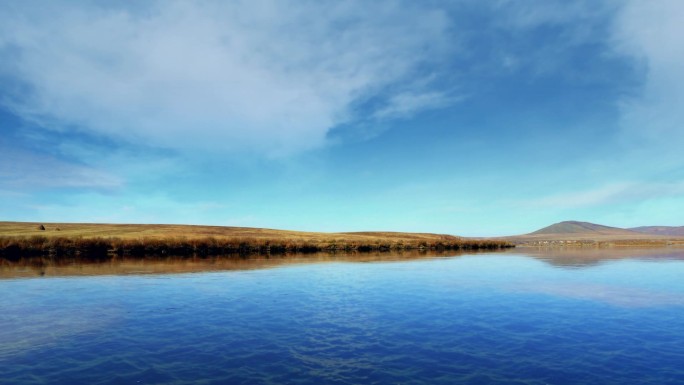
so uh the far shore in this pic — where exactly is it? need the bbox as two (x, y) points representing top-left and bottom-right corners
(4, 221), (684, 263)
(507, 236), (684, 248)
(0, 221), (512, 261)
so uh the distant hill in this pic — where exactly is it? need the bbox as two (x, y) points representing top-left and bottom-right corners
(629, 226), (684, 236)
(529, 221), (638, 236)
(505, 220), (684, 246)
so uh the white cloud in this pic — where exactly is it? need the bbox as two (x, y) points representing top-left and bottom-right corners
(612, 0), (684, 147)
(0, 1), (453, 156)
(524, 183), (635, 209)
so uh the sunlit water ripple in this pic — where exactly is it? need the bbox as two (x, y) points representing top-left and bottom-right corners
(1, 250), (684, 384)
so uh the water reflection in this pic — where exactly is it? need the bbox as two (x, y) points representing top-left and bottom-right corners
(511, 246), (684, 268)
(0, 250), (470, 279)
(511, 281), (684, 307)
(0, 300), (123, 360)
(1, 248), (684, 384)
(501, 248), (684, 308)
(3, 247), (684, 278)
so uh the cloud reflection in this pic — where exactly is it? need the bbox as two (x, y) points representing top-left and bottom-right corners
(511, 281), (684, 308)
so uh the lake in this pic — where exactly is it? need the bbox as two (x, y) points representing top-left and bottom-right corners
(1, 249), (684, 384)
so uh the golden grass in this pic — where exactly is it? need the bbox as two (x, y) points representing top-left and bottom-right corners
(0, 221), (512, 260)
(0, 221), (467, 241)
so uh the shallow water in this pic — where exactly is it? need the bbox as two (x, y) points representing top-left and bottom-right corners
(1, 249), (684, 384)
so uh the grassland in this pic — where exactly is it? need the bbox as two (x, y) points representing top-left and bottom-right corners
(0, 221), (512, 260)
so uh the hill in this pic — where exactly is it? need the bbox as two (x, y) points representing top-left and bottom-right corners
(629, 226), (684, 237)
(508, 220), (684, 247)
(529, 221), (639, 236)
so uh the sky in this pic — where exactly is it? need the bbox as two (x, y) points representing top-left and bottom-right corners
(1, 0), (683, 236)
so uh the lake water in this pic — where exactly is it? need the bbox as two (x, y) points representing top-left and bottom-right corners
(1, 249), (684, 384)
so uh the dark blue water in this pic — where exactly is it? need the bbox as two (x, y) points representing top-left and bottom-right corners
(2, 250), (684, 384)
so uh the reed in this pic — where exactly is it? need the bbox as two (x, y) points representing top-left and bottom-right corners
(0, 235), (512, 261)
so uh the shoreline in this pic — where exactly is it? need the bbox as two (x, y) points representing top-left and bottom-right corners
(511, 239), (684, 248)
(0, 235), (513, 261)
(0, 221), (513, 261)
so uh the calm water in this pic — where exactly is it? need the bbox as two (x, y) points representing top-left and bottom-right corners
(1, 249), (684, 385)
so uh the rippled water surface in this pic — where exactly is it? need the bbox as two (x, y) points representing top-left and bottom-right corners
(2, 249), (684, 384)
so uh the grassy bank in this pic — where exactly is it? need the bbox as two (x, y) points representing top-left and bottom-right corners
(0, 235), (511, 260)
(0, 222), (513, 261)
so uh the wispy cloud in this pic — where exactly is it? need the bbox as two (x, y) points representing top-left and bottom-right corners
(0, 1), (455, 157)
(373, 91), (460, 120)
(521, 181), (684, 209)
(13, 194), (250, 226)
(0, 147), (122, 191)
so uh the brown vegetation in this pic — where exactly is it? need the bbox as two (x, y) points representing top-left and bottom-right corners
(0, 221), (512, 261)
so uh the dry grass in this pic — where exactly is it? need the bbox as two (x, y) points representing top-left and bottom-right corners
(0, 221), (512, 260)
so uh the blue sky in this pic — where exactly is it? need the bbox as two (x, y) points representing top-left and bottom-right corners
(1, 0), (683, 236)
